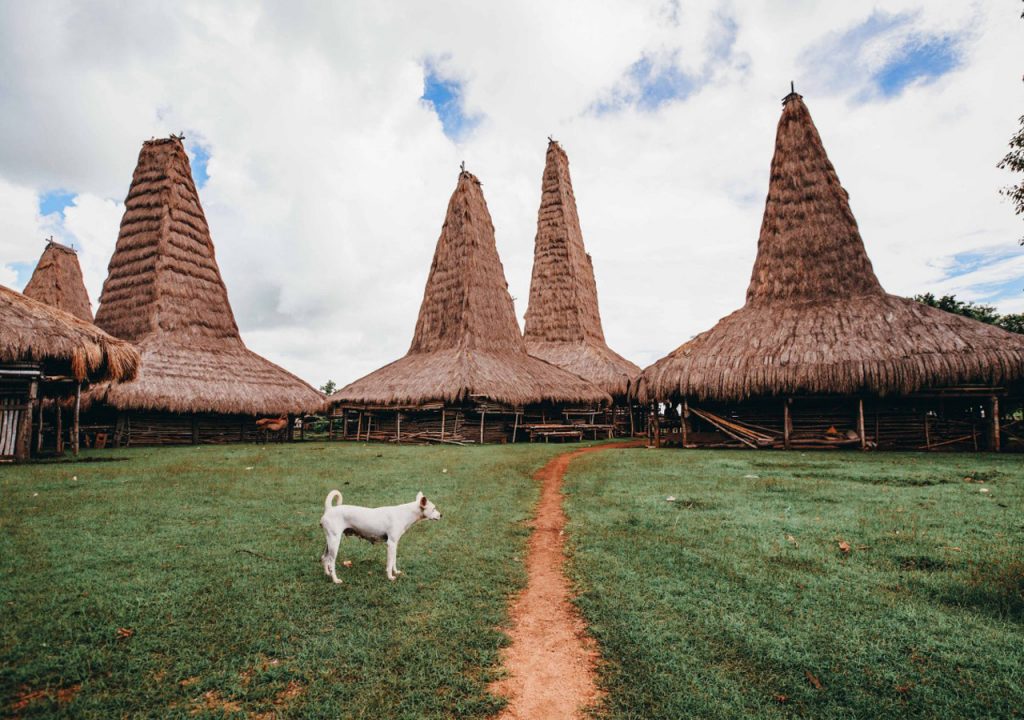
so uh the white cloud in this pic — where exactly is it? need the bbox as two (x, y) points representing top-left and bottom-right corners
(0, 0), (1021, 388)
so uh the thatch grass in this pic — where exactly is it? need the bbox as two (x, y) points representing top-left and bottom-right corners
(524, 140), (639, 399)
(636, 94), (1024, 403)
(0, 284), (138, 382)
(91, 137), (323, 414)
(332, 171), (610, 408)
(22, 240), (93, 322)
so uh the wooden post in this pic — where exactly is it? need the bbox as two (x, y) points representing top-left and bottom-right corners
(15, 380), (38, 461)
(857, 398), (866, 450)
(396, 413), (402, 444)
(328, 416), (335, 441)
(287, 415), (295, 442)
(357, 411), (363, 439)
(56, 401), (64, 455)
(72, 383), (81, 456)
(682, 398), (689, 448)
(512, 411), (519, 443)
(441, 409), (446, 440)
(300, 416), (306, 441)
(923, 412), (931, 449)
(35, 394), (44, 454)
(654, 403), (662, 448)
(991, 396), (1001, 452)
(629, 405), (635, 437)
(479, 410), (485, 444)
(783, 398), (791, 450)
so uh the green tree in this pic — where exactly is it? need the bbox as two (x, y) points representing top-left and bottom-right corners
(319, 379), (337, 395)
(998, 313), (1024, 334)
(997, 3), (1024, 244)
(913, 293), (1023, 334)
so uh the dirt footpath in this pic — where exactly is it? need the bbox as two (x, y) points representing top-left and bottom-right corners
(492, 441), (642, 719)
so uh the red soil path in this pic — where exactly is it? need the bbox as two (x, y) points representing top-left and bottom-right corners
(492, 441), (643, 719)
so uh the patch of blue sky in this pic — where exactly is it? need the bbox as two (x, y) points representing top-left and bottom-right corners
(422, 64), (481, 142)
(941, 248), (1021, 279)
(39, 189), (76, 217)
(592, 52), (701, 114)
(593, 12), (738, 115)
(11, 261), (35, 289)
(873, 34), (960, 97)
(800, 11), (963, 100)
(186, 140), (211, 188)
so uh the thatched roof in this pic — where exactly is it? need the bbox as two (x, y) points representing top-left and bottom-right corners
(523, 140), (640, 398)
(636, 91), (1024, 403)
(90, 137), (323, 415)
(1, 283), (138, 382)
(331, 170), (611, 408)
(22, 240), (94, 322)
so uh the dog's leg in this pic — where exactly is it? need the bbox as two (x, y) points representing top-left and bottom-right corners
(326, 530), (344, 584)
(386, 539), (400, 581)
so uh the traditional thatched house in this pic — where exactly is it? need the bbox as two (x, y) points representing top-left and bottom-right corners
(22, 239), (94, 322)
(1, 284), (138, 460)
(635, 90), (1024, 451)
(86, 136), (323, 445)
(524, 140), (640, 433)
(329, 169), (610, 443)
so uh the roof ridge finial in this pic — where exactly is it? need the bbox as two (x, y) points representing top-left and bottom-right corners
(460, 160), (466, 174)
(782, 80), (801, 106)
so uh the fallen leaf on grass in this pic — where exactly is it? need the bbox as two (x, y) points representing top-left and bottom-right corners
(805, 671), (824, 690)
(341, 560), (353, 568)
(116, 627), (134, 640)
(979, 488), (990, 494)
(838, 541), (851, 554)
(895, 683), (914, 695)
(10, 687), (50, 713)
(275, 679), (305, 705)
(773, 694), (789, 704)
(666, 496), (676, 502)
(190, 690), (241, 716)
(785, 534), (798, 546)
(10, 683), (81, 712)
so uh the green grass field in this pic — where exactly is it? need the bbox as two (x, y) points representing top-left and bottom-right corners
(0, 442), (570, 719)
(3, 444), (1022, 718)
(563, 449), (1024, 719)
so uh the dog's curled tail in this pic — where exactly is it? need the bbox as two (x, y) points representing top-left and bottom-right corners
(324, 490), (342, 513)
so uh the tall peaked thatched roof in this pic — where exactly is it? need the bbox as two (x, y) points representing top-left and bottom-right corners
(1, 284), (138, 382)
(331, 170), (610, 408)
(636, 91), (1024, 403)
(22, 240), (93, 322)
(90, 137), (323, 415)
(523, 140), (640, 398)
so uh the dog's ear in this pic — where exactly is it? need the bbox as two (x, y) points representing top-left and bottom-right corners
(419, 493), (427, 508)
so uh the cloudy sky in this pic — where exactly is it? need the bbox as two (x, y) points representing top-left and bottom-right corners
(1, 1), (1022, 389)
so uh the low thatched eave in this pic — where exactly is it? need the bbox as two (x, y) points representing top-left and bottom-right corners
(1, 284), (139, 383)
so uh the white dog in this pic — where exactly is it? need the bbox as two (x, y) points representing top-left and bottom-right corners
(320, 490), (442, 583)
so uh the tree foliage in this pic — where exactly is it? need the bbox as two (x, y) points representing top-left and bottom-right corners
(319, 379), (337, 395)
(997, 2), (1024, 244)
(914, 293), (1024, 334)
